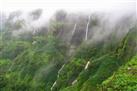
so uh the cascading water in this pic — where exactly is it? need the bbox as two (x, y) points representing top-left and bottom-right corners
(72, 79), (77, 85)
(68, 23), (77, 56)
(50, 23), (78, 91)
(51, 81), (57, 91)
(50, 64), (65, 91)
(72, 23), (77, 35)
(84, 61), (90, 70)
(85, 15), (91, 41)
(71, 61), (90, 86)
(57, 64), (65, 78)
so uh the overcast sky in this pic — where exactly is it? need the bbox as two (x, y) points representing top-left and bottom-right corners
(0, 0), (136, 33)
(0, 0), (135, 26)
(0, 0), (136, 13)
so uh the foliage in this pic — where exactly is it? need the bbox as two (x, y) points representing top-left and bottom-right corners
(101, 55), (137, 91)
(0, 11), (136, 91)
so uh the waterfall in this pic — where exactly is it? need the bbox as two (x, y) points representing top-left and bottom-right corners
(68, 23), (77, 56)
(51, 81), (57, 91)
(71, 61), (90, 86)
(84, 61), (90, 70)
(72, 79), (77, 85)
(32, 41), (36, 45)
(50, 64), (65, 90)
(85, 15), (91, 41)
(72, 23), (77, 35)
(57, 64), (65, 78)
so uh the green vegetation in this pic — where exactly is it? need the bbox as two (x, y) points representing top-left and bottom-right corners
(102, 54), (137, 91)
(0, 11), (137, 91)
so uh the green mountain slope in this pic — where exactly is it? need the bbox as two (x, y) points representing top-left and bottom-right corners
(0, 13), (136, 91)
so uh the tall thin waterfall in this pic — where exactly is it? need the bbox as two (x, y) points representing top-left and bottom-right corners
(51, 23), (77, 89)
(68, 23), (77, 56)
(72, 23), (77, 35)
(85, 15), (91, 41)
(51, 64), (65, 91)
(57, 64), (65, 78)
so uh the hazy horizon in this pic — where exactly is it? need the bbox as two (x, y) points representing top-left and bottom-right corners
(1, 0), (136, 17)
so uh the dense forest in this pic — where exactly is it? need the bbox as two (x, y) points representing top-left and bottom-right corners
(0, 9), (137, 91)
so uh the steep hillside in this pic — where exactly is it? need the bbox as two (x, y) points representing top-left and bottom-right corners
(102, 54), (137, 91)
(0, 11), (136, 91)
(54, 26), (137, 91)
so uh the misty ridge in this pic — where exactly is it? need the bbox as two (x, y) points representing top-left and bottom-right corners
(1, 9), (136, 45)
(0, 7), (137, 91)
